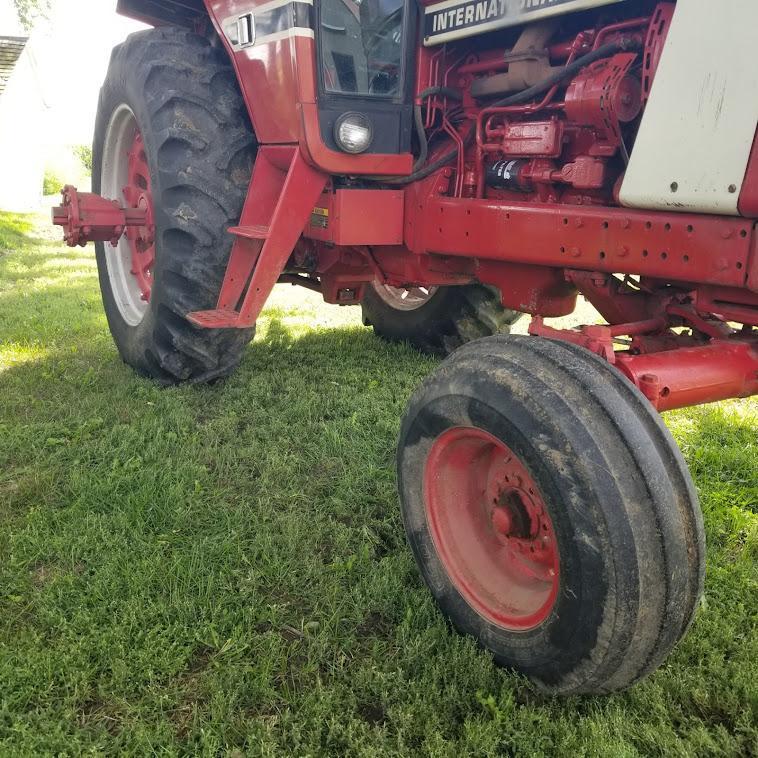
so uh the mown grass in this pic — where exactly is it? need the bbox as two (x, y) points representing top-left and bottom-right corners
(0, 211), (756, 756)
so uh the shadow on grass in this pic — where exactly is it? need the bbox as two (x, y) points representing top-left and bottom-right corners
(1, 311), (753, 524)
(1, 310), (753, 460)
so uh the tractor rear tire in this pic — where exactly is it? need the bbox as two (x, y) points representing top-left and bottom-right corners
(93, 27), (256, 384)
(361, 283), (522, 355)
(398, 335), (705, 695)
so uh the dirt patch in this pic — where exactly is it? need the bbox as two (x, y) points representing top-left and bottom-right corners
(30, 561), (86, 587)
(168, 647), (216, 740)
(358, 702), (386, 726)
(187, 644), (214, 673)
(77, 697), (124, 736)
(30, 563), (55, 586)
(356, 611), (394, 639)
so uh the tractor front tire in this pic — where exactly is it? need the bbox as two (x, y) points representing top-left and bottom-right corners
(93, 27), (256, 384)
(398, 335), (705, 695)
(361, 283), (522, 355)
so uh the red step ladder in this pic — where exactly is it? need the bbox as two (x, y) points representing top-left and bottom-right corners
(188, 146), (327, 329)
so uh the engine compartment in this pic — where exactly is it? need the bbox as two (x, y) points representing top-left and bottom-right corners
(415, 3), (671, 208)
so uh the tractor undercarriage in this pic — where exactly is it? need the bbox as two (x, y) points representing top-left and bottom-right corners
(54, 134), (758, 413)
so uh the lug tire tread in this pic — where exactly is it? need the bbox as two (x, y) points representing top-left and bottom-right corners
(94, 27), (256, 384)
(362, 283), (522, 355)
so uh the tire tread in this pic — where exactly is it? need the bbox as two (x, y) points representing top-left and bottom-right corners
(94, 27), (256, 384)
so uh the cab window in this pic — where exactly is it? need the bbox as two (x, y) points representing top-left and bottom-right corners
(319, 0), (406, 97)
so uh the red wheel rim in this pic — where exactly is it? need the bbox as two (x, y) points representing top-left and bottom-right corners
(423, 427), (560, 630)
(121, 131), (155, 303)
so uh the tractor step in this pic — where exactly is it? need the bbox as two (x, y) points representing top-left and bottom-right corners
(186, 307), (241, 329)
(229, 224), (270, 240)
(187, 146), (327, 331)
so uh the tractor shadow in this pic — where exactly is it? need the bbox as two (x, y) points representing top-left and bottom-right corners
(1, 310), (752, 500)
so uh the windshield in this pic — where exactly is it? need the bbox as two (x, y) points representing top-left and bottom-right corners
(320, 0), (406, 97)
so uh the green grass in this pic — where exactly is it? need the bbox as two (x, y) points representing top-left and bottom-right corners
(0, 211), (756, 756)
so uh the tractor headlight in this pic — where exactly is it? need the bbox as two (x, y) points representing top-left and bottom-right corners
(334, 112), (373, 154)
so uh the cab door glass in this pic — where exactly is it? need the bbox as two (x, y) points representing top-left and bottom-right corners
(320, 0), (405, 97)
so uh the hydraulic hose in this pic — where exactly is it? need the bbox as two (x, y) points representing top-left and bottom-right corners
(412, 89), (463, 171)
(379, 131), (475, 185)
(369, 37), (640, 186)
(412, 106), (428, 172)
(417, 86), (464, 101)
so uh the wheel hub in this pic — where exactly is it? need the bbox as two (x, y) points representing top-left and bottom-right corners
(423, 427), (560, 630)
(122, 131), (155, 303)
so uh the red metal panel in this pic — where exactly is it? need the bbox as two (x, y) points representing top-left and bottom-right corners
(335, 190), (405, 245)
(305, 190), (405, 246)
(476, 262), (577, 317)
(641, 3), (675, 102)
(748, 231), (758, 293)
(416, 199), (753, 289)
(370, 246), (474, 287)
(204, 1), (306, 143)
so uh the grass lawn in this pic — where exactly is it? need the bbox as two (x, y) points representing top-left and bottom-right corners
(0, 210), (756, 756)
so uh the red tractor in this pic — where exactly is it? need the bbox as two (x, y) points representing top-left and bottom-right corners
(53, 0), (757, 694)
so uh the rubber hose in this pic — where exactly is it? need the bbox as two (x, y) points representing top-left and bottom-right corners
(412, 105), (428, 171)
(417, 86), (464, 101)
